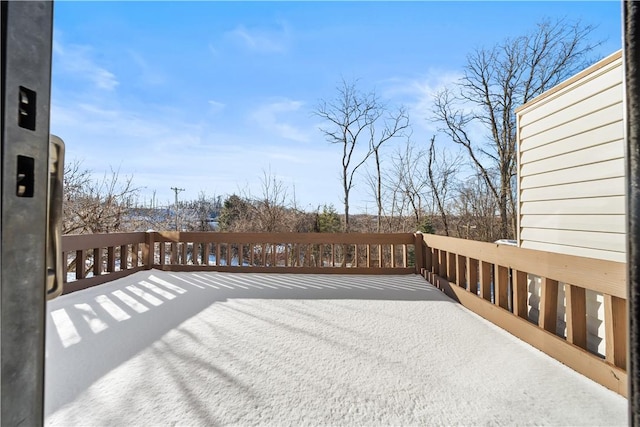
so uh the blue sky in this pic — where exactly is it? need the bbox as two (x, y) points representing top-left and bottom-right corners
(51, 1), (622, 212)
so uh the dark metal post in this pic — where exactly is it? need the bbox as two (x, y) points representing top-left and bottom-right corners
(625, 1), (640, 424)
(1, 1), (53, 425)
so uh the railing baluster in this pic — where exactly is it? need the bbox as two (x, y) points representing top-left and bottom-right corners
(495, 265), (509, 309)
(566, 284), (587, 348)
(183, 242), (189, 265)
(378, 244), (383, 268)
(132, 243), (139, 267)
(604, 295), (627, 368)
(439, 250), (447, 278)
(271, 244), (276, 267)
(159, 241), (166, 266)
(480, 261), (492, 301)
(447, 252), (456, 283)
(215, 243), (221, 267)
(195, 242), (200, 265)
(284, 244), (289, 267)
(432, 249), (439, 276)
(93, 248), (102, 277)
(331, 244), (335, 267)
(391, 244), (395, 268)
(227, 243), (232, 266)
(170, 242), (177, 265)
(120, 245), (128, 270)
(512, 270), (528, 319)
(63, 252), (69, 283)
(204, 242), (210, 266)
(366, 244), (371, 268)
(355, 244), (359, 268)
(539, 278), (559, 334)
(107, 246), (116, 272)
(456, 255), (466, 289)
(75, 250), (85, 280)
(402, 244), (407, 269)
(468, 258), (478, 295)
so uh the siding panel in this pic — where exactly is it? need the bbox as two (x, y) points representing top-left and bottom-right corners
(521, 241), (625, 263)
(520, 85), (622, 139)
(520, 140), (623, 176)
(521, 121), (623, 163)
(520, 214), (626, 233)
(520, 228), (625, 253)
(518, 63), (622, 127)
(520, 177), (625, 202)
(520, 196), (625, 215)
(520, 158), (625, 189)
(519, 103), (621, 152)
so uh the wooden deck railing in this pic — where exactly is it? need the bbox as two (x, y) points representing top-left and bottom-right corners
(62, 231), (421, 293)
(148, 232), (418, 274)
(418, 233), (627, 397)
(62, 232), (149, 294)
(60, 230), (628, 396)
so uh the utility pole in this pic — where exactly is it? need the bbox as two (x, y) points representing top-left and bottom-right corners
(170, 187), (185, 231)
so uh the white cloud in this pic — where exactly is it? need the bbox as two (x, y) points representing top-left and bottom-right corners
(226, 23), (290, 54)
(208, 100), (226, 114)
(383, 70), (463, 133)
(249, 99), (311, 143)
(127, 50), (166, 86)
(53, 39), (119, 91)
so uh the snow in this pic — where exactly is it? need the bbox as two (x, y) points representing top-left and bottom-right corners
(45, 270), (627, 426)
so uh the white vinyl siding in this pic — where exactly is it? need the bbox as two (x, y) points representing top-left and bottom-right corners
(517, 51), (625, 263)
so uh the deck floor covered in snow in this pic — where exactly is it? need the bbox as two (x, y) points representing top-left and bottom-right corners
(45, 270), (627, 426)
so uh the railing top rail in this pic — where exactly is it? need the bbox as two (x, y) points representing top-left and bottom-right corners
(62, 232), (147, 252)
(422, 234), (626, 298)
(152, 231), (416, 245)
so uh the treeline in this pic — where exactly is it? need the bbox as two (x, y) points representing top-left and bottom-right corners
(62, 160), (499, 240)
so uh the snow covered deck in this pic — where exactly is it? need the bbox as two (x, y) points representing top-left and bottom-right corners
(45, 270), (627, 426)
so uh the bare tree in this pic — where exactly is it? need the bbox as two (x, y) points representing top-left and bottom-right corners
(369, 108), (410, 232)
(433, 18), (599, 238)
(63, 160), (140, 234)
(453, 173), (501, 242)
(427, 136), (462, 236)
(315, 78), (408, 232)
(218, 169), (308, 233)
(389, 137), (430, 229)
(252, 169), (291, 232)
(180, 191), (222, 231)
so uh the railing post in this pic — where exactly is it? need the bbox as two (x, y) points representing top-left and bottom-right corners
(414, 232), (425, 274)
(144, 231), (154, 270)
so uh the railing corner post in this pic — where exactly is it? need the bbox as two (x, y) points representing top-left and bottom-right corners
(145, 231), (155, 270)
